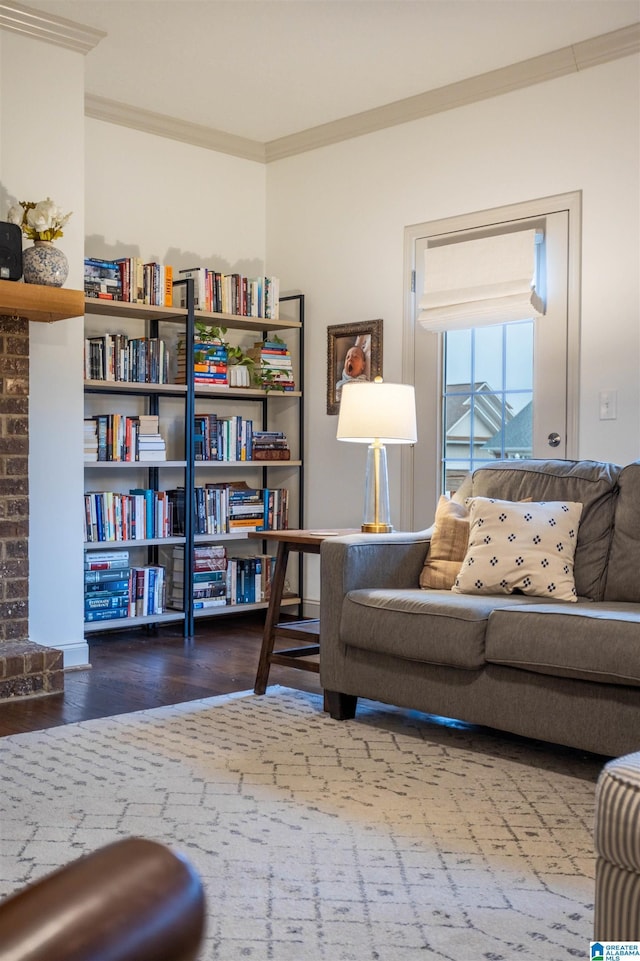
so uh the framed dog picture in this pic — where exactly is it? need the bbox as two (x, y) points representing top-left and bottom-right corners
(326, 319), (383, 415)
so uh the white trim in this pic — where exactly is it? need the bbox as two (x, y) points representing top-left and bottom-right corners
(4, 4), (633, 161)
(403, 191), (582, 528)
(58, 639), (90, 669)
(265, 24), (639, 163)
(0, 0), (105, 54)
(85, 95), (266, 163)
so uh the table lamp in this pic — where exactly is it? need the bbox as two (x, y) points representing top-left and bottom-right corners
(337, 378), (417, 533)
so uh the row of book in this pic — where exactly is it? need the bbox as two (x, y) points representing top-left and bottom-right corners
(85, 257), (174, 306)
(84, 257), (281, 320)
(83, 483), (289, 543)
(193, 415), (289, 462)
(171, 483), (289, 536)
(84, 332), (295, 392)
(84, 334), (170, 384)
(84, 414), (167, 463)
(84, 551), (165, 622)
(84, 488), (174, 542)
(175, 269), (280, 319)
(168, 546), (276, 610)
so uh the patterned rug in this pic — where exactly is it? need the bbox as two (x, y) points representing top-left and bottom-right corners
(0, 687), (605, 960)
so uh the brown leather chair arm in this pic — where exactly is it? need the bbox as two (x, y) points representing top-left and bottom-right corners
(0, 838), (206, 961)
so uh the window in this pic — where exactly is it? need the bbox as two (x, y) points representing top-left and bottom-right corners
(402, 193), (581, 530)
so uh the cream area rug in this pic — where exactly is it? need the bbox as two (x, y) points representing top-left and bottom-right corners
(0, 687), (604, 960)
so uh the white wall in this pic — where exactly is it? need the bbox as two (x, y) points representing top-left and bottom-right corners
(266, 55), (640, 607)
(0, 31), (86, 665)
(3, 36), (637, 645)
(85, 120), (266, 272)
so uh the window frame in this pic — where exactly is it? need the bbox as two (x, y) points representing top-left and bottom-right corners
(402, 192), (582, 531)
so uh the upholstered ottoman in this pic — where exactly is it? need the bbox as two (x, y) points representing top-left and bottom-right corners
(594, 752), (640, 940)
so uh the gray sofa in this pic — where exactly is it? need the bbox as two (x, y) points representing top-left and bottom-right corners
(320, 458), (640, 758)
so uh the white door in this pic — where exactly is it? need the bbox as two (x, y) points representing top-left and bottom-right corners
(403, 193), (580, 530)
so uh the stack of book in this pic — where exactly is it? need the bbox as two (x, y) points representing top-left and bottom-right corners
(169, 545), (227, 611)
(84, 419), (98, 462)
(248, 340), (295, 391)
(227, 484), (267, 533)
(251, 430), (290, 461)
(84, 256), (173, 306)
(130, 565), (166, 616)
(176, 341), (228, 386)
(84, 258), (123, 301)
(137, 414), (167, 462)
(84, 550), (130, 623)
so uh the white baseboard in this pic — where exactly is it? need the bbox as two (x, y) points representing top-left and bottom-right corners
(58, 640), (90, 669)
(302, 599), (320, 619)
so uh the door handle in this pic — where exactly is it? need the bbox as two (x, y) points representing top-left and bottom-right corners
(548, 432), (561, 448)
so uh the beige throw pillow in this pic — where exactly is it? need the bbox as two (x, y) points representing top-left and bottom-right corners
(452, 497), (583, 602)
(420, 495), (470, 590)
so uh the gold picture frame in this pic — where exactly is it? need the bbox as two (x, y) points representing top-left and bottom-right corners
(326, 319), (383, 415)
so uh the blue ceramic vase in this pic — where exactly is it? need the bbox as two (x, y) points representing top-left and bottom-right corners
(23, 241), (69, 287)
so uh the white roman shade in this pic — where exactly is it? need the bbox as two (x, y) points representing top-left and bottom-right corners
(418, 228), (545, 332)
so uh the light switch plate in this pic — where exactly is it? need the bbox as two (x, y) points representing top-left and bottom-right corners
(599, 389), (617, 420)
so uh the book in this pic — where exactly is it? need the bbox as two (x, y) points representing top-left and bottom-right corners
(85, 549), (129, 565)
(85, 568), (131, 584)
(84, 579), (130, 594)
(84, 257), (123, 300)
(84, 607), (130, 623)
(193, 597), (227, 609)
(85, 594), (130, 611)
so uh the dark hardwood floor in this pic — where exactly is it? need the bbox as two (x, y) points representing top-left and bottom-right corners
(0, 613), (321, 737)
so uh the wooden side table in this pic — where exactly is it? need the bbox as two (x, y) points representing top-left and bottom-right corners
(250, 529), (357, 694)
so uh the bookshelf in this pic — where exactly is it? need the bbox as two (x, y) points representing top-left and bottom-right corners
(83, 284), (304, 638)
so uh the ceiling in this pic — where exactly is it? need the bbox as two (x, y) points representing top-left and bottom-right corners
(12, 0), (640, 151)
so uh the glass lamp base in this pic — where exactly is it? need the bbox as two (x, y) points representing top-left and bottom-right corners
(362, 442), (392, 533)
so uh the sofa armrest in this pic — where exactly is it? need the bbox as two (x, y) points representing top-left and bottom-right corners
(320, 531), (431, 695)
(321, 530), (432, 595)
(0, 838), (206, 961)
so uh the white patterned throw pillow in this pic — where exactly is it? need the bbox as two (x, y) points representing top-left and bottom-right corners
(452, 497), (583, 602)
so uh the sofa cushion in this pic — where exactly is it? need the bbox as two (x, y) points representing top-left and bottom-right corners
(340, 588), (557, 670)
(605, 461), (640, 602)
(486, 602), (640, 686)
(463, 459), (621, 601)
(452, 497), (582, 602)
(419, 495), (469, 590)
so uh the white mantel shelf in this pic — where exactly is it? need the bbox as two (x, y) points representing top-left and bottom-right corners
(0, 279), (84, 324)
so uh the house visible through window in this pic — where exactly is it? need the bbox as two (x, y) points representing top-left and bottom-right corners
(442, 321), (534, 494)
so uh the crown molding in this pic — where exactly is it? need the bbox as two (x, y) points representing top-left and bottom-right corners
(0, 0), (104, 54)
(4, 4), (636, 161)
(85, 95), (266, 164)
(265, 22), (640, 162)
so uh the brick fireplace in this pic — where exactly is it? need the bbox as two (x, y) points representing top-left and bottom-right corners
(0, 312), (64, 698)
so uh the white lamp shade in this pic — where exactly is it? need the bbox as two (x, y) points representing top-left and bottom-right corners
(337, 382), (417, 444)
